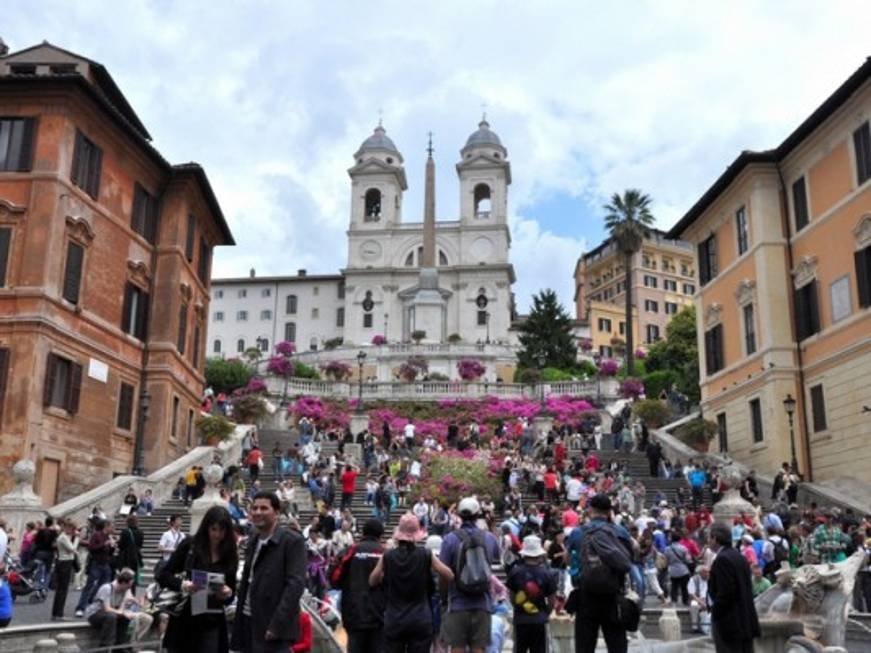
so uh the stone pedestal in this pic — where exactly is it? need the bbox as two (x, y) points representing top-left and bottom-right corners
(190, 464), (228, 534)
(548, 614), (574, 653)
(712, 461), (758, 527)
(344, 443), (363, 467)
(0, 460), (46, 554)
(348, 413), (370, 438)
(658, 608), (682, 641)
(55, 632), (81, 653)
(407, 268), (447, 343)
(532, 415), (554, 438)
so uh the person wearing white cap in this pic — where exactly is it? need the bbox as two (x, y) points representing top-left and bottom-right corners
(506, 536), (558, 653)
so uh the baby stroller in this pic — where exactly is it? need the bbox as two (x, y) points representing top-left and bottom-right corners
(4, 552), (48, 603)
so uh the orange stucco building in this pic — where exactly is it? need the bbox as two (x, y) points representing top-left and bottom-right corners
(668, 58), (871, 484)
(0, 42), (234, 503)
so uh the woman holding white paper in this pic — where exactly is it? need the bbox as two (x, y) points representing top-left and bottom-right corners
(158, 505), (238, 653)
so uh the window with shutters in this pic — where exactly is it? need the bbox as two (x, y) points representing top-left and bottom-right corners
(363, 312), (373, 328)
(698, 235), (718, 286)
(597, 318), (611, 332)
(749, 398), (764, 443)
(644, 300), (659, 313)
(214, 311), (224, 322)
(663, 279), (677, 291)
(716, 412), (728, 453)
(43, 353), (82, 413)
(599, 345), (613, 358)
(286, 294), (297, 314)
(187, 408), (195, 448)
(61, 241), (84, 305)
(70, 130), (102, 200)
(336, 307), (345, 327)
(855, 245), (871, 308)
(736, 206), (749, 255)
(185, 214), (196, 262)
(0, 347), (8, 426)
(743, 304), (757, 355)
(0, 117), (36, 171)
(704, 324), (724, 375)
(643, 275), (658, 288)
(171, 396), (179, 438)
(792, 177), (809, 231)
(121, 282), (149, 341)
(0, 227), (12, 287)
(284, 322), (296, 342)
(683, 283), (695, 295)
(810, 384), (827, 433)
(854, 121), (871, 185)
(116, 382), (135, 430)
(192, 325), (201, 369)
(794, 280), (821, 341)
(257, 337), (268, 353)
(236, 311), (247, 321)
(197, 238), (210, 284)
(477, 310), (488, 326)
(260, 310), (272, 320)
(619, 321), (626, 335)
(665, 302), (679, 315)
(131, 184), (159, 244)
(177, 304), (188, 354)
(645, 324), (660, 343)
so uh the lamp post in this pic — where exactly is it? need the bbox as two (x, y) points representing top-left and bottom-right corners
(356, 350), (367, 414)
(132, 391), (150, 476)
(783, 393), (799, 476)
(592, 352), (602, 404)
(535, 351), (547, 414)
(485, 311), (490, 345)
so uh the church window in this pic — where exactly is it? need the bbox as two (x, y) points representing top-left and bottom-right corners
(477, 310), (488, 326)
(474, 184), (492, 217)
(363, 313), (373, 328)
(364, 189), (382, 221)
(438, 250), (448, 266)
(404, 251), (414, 267)
(362, 290), (374, 328)
(386, 157), (394, 164)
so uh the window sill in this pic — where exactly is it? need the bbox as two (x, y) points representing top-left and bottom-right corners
(114, 428), (134, 440)
(810, 432), (831, 444)
(44, 405), (73, 421)
(750, 442), (767, 453)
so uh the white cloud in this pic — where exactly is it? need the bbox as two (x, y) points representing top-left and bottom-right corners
(5, 1), (871, 311)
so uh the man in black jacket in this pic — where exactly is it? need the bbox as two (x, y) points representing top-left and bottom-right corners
(231, 492), (306, 653)
(708, 522), (760, 653)
(331, 519), (386, 653)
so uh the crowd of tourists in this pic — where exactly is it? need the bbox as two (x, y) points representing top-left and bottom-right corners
(1, 401), (870, 653)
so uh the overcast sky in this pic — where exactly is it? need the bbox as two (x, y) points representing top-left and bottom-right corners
(6, 2), (871, 311)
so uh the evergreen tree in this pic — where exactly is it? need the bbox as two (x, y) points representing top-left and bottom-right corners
(517, 289), (578, 370)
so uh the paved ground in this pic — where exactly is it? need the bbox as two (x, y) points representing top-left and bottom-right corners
(9, 587), (87, 626)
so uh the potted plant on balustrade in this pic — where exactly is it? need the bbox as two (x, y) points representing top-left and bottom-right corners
(320, 360), (352, 381)
(457, 359), (486, 382)
(411, 330), (426, 344)
(398, 356), (428, 382)
(579, 338), (593, 354)
(675, 416), (719, 453)
(197, 414), (235, 446)
(371, 334), (386, 346)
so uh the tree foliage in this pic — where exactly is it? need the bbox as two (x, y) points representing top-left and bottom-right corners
(205, 357), (253, 394)
(645, 305), (700, 403)
(517, 289), (578, 370)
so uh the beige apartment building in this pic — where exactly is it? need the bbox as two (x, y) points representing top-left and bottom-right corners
(574, 229), (696, 358)
(667, 58), (871, 484)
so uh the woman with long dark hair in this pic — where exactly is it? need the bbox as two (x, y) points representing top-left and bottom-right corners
(157, 505), (237, 653)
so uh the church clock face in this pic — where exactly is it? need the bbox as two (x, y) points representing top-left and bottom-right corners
(359, 240), (382, 261)
(470, 236), (493, 260)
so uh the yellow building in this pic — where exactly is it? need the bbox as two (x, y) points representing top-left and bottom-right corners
(574, 230), (695, 356)
(668, 58), (871, 484)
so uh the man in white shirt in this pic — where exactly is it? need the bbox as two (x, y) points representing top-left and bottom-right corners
(158, 515), (184, 562)
(565, 474), (583, 503)
(688, 565), (710, 633)
(403, 422), (416, 446)
(413, 498), (431, 528)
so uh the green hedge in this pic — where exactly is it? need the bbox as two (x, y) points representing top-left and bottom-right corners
(643, 370), (677, 400)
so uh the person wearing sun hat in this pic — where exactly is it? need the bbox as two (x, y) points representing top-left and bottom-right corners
(369, 513), (454, 653)
(506, 535), (558, 653)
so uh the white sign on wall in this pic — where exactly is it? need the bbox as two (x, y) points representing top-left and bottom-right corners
(88, 358), (109, 383)
(829, 276), (852, 323)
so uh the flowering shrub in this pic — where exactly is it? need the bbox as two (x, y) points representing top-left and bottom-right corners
(398, 356), (428, 382)
(457, 359), (486, 381)
(634, 349), (647, 360)
(598, 359), (619, 376)
(321, 360), (352, 381)
(412, 449), (502, 504)
(266, 356), (294, 377)
(579, 338), (593, 352)
(371, 335), (386, 345)
(619, 377), (645, 400)
(275, 341), (296, 356)
(244, 376), (268, 394)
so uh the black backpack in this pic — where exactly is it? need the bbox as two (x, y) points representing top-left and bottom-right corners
(453, 529), (492, 596)
(578, 524), (632, 595)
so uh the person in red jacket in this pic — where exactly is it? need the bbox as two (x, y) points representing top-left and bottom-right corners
(291, 611), (312, 653)
(340, 465), (359, 510)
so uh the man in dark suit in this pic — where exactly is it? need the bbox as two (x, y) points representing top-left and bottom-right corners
(231, 491), (306, 653)
(708, 522), (760, 653)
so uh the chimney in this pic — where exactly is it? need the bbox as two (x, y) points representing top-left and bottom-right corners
(298, 269), (307, 277)
(249, 268), (255, 278)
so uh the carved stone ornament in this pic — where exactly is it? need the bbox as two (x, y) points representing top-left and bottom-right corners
(193, 302), (205, 320)
(735, 279), (757, 306)
(853, 213), (871, 249)
(179, 282), (193, 302)
(381, 284), (398, 293)
(704, 302), (723, 328)
(495, 281), (509, 289)
(65, 216), (95, 247)
(126, 259), (151, 286)
(792, 255), (818, 289)
(0, 197), (25, 222)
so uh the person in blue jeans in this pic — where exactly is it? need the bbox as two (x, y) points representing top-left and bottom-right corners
(74, 519), (114, 617)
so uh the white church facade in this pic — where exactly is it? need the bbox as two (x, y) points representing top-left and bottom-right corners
(207, 120), (521, 381)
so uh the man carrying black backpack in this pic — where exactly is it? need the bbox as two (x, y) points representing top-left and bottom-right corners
(438, 497), (500, 653)
(566, 494), (634, 653)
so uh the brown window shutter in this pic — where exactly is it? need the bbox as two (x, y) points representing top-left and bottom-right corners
(185, 214), (195, 262)
(137, 291), (150, 341)
(69, 362), (83, 413)
(192, 325), (201, 369)
(62, 242), (84, 304)
(0, 227), (11, 287)
(117, 382), (134, 429)
(121, 283), (133, 333)
(17, 118), (36, 172)
(88, 145), (102, 200)
(71, 130), (84, 186)
(43, 353), (57, 406)
(856, 249), (871, 308)
(146, 193), (159, 244)
(177, 304), (188, 354)
(0, 347), (9, 424)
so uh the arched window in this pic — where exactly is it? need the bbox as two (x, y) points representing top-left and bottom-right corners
(236, 338), (245, 353)
(404, 251), (415, 267)
(284, 322), (296, 342)
(213, 339), (222, 354)
(364, 189), (382, 221)
(438, 250), (449, 266)
(258, 337), (269, 352)
(286, 294), (297, 314)
(474, 184), (492, 217)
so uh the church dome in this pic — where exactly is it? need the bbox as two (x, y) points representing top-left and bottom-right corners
(358, 125), (399, 155)
(464, 119), (502, 148)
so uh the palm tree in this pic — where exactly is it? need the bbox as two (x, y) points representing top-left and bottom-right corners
(603, 189), (655, 376)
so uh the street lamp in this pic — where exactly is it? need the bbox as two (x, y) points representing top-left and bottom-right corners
(356, 350), (367, 414)
(783, 393), (799, 476)
(535, 351), (547, 413)
(592, 352), (602, 404)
